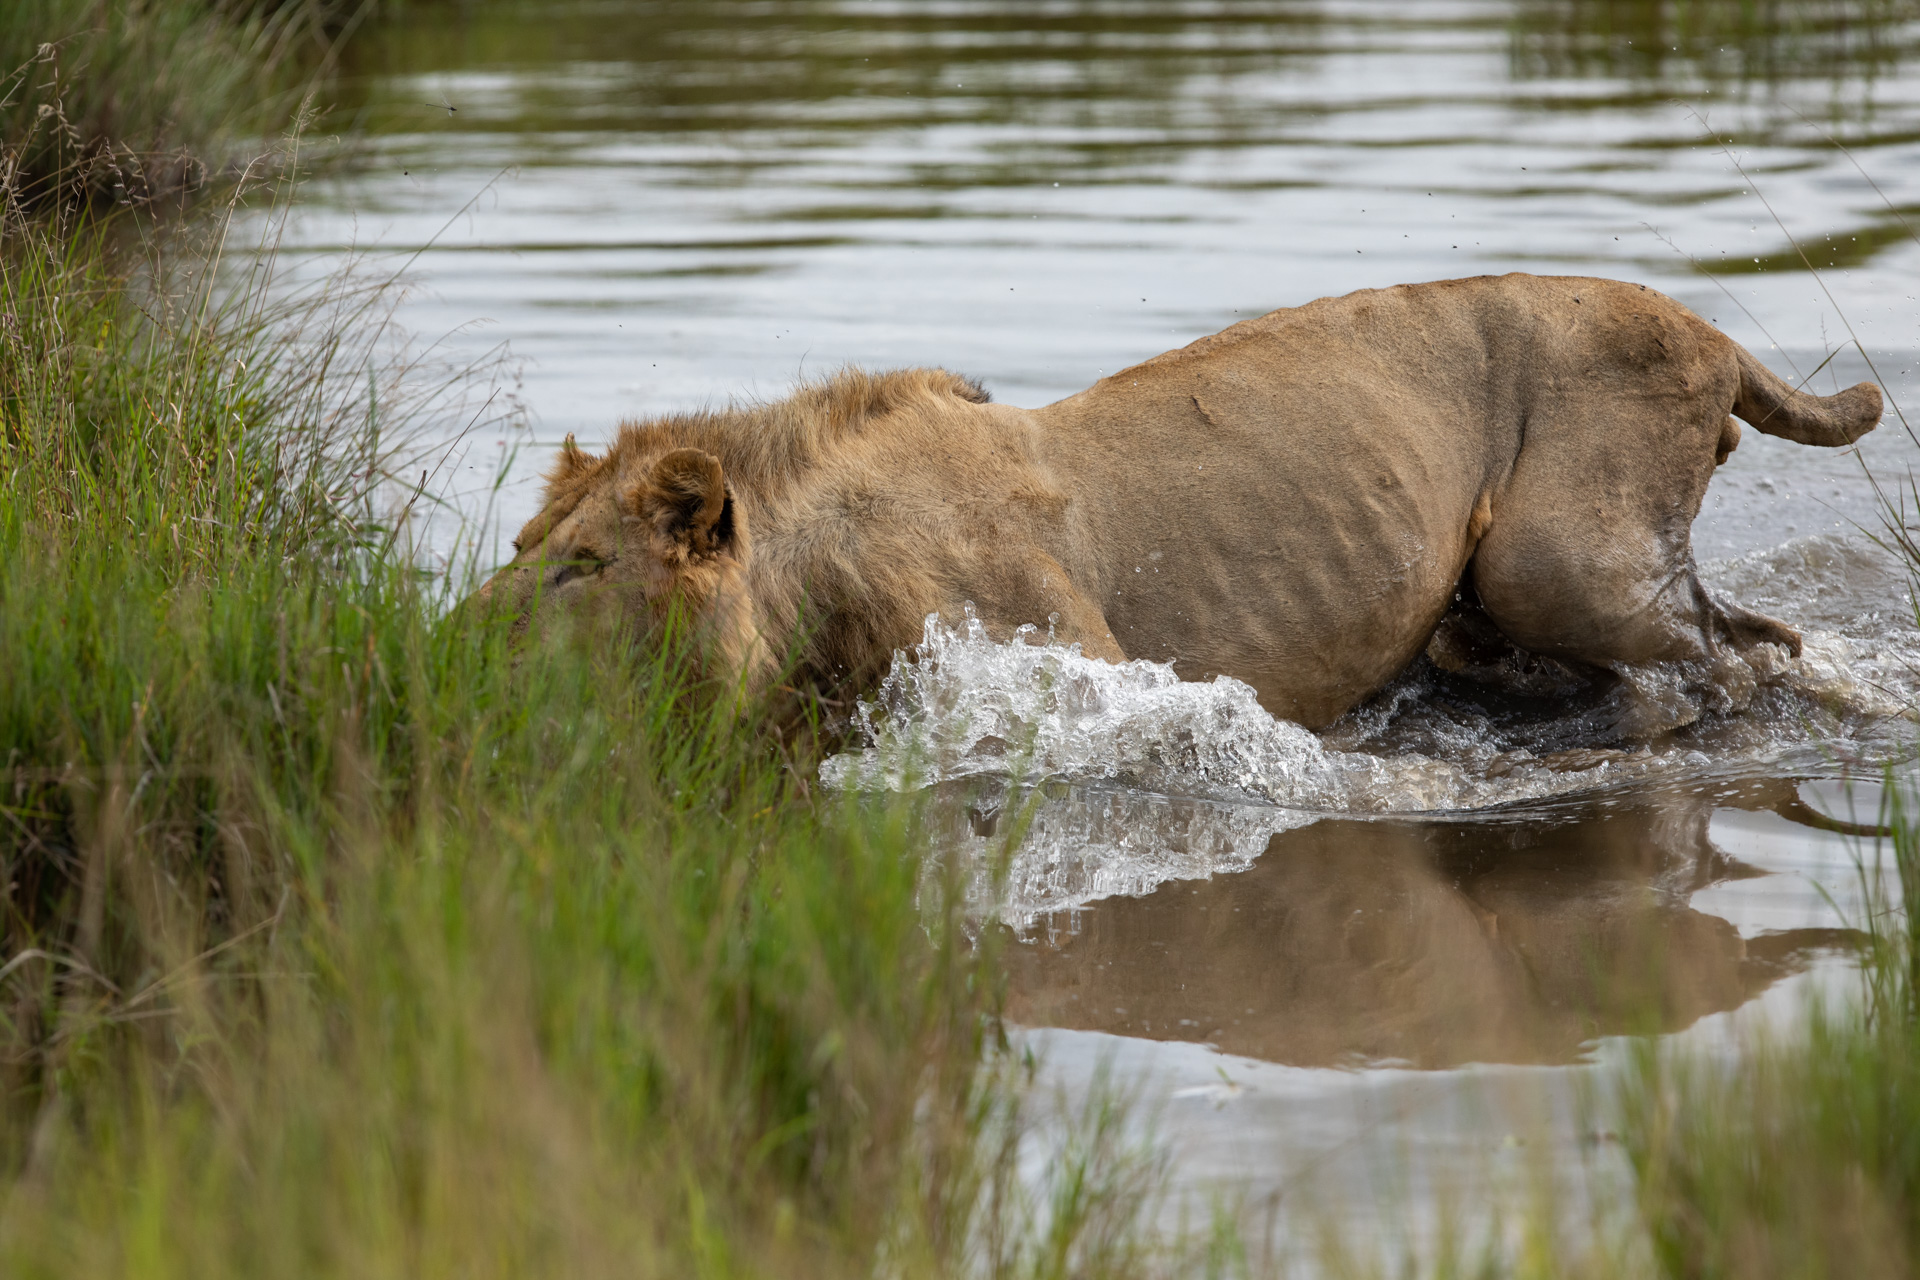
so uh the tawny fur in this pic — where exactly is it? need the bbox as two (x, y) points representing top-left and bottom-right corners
(475, 275), (1880, 730)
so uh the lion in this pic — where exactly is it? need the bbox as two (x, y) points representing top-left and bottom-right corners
(473, 273), (1880, 732)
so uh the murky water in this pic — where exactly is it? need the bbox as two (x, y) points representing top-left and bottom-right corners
(294, 0), (1920, 1259)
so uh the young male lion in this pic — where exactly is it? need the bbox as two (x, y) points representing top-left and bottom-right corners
(474, 273), (1880, 732)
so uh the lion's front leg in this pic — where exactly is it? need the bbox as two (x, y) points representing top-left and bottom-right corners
(941, 548), (1127, 663)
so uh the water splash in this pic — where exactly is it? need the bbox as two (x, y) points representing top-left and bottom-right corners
(819, 606), (1657, 813)
(821, 534), (1914, 817)
(919, 780), (1315, 933)
(820, 606), (1366, 805)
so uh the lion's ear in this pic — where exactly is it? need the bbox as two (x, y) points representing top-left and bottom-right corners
(629, 448), (735, 558)
(541, 433), (599, 501)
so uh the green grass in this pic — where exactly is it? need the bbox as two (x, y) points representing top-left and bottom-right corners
(2, 0), (363, 206)
(33, 7), (1920, 1274)
(1602, 786), (1920, 1280)
(0, 5), (1230, 1269)
(0, 124), (1235, 1276)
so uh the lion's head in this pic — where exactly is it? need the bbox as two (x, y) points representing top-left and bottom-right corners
(474, 432), (773, 695)
(473, 368), (996, 704)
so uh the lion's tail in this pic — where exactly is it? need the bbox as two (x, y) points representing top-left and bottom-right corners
(1734, 344), (1882, 446)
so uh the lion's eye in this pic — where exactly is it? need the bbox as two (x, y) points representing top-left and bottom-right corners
(551, 556), (606, 587)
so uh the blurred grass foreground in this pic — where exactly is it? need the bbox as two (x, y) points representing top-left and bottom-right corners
(0, 4), (1196, 1278)
(1600, 795), (1920, 1280)
(8, 2), (1920, 1278)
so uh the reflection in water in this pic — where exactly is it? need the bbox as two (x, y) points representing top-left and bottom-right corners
(1510, 0), (1920, 87)
(924, 780), (1314, 928)
(961, 779), (1861, 1068)
(340, 0), (1920, 144)
(336, 1), (1336, 163)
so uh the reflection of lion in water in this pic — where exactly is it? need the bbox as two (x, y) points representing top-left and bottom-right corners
(476, 274), (1879, 730)
(992, 780), (1862, 1068)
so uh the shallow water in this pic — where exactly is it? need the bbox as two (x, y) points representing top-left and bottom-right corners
(293, 0), (1920, 1259)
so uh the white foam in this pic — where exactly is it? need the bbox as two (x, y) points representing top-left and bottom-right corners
(821, 534), (1916, 818)
(822, 608), (1650, 813)
(820, 606), (1358, 806)
(919, 782), (1314, 932)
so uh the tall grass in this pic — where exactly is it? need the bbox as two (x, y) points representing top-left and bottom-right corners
(0, 103), (1218, 1280)
(0, 1), (1219, 1266)
(1604, 788), (1920, 1280)
(2, 0), (366, 207)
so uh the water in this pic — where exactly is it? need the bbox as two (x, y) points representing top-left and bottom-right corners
(291, 0), (1920, 1260)
(822, 539), (1914, 818)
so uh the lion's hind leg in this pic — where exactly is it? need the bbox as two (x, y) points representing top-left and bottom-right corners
(1466, 484), (1799, 737)
(1713, 594), (1802, 659)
